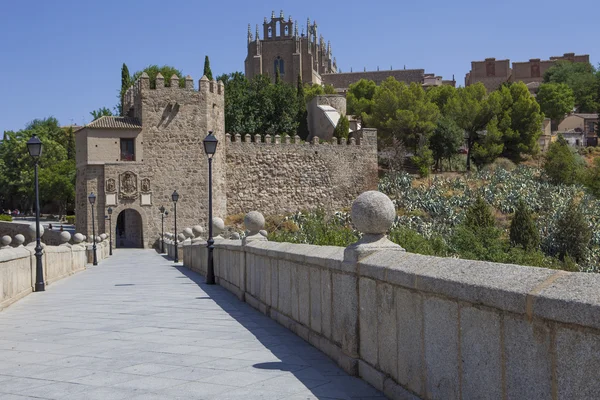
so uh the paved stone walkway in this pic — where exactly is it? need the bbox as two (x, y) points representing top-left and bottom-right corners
(0, 249), (385, 400)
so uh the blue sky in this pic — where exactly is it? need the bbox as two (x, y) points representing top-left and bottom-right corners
(1, 0), (598, 132)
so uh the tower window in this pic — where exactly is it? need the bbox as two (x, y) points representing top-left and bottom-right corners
(120, 138), (135, 161)
(284, 26), (289, 36)
(274, 56), (285, 75)
(268, 27), (272, 38)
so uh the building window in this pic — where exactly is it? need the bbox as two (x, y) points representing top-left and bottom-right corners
(589, 122), (596, 133)
(120, 138), (135, 161)
(274, 56), (284, 76)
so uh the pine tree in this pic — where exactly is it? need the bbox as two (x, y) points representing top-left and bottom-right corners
(464, 196), (495, 230)
(333, 114), (349, 140)
(203, 56), (213, 80)
(554, 200), (591, 262)
(509, 199), (539, 250)
(119, 63), (131, 116)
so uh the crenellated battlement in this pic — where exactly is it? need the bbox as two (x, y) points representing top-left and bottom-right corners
(224, 133), (367, 146)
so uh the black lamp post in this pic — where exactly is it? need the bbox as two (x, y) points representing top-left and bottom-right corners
(159, 205), (166, 253)
(27, 134), (45, 292)
(172, 190), (179, 263)
(107, 207), (113, 256)
(203, 130), (218, 285)
(88, 192), (98, 265)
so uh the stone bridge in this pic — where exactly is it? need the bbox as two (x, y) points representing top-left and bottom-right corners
(0, 192), (599, 399)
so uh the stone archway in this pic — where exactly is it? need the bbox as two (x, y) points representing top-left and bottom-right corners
(115, 209), (143, 248)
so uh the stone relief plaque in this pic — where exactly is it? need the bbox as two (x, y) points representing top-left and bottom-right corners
(105, 178), (116, 193)
(119, 171), (138, 200)
(141, 193), (152, 206)
(106, 193), (117, 206)
(141, 178), (151, 193)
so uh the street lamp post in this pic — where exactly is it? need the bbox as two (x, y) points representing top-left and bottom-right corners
(172, 190), (179, 263)
(88, 192), (97, 265)
(159, 205), (166, 253)
(107, 207), (113, 256)
(27, 134), (45, 292)
(203, 131), (218, 285)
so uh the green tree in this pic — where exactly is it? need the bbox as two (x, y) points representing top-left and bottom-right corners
(554, 200), (591, 262)
(582, 157), (600, 197)
(464, 196), (496, 230)
(445, 83), (501, 170)
(429, 116), (464, 170)
(366, 78), (440, 151)
(496, 82), (544, 161)
(220, 72), (249, 134)
(90, 107), (113, 121)
(536, 83), (575, 124)
(509, 199), (540, 250)
(203, 55), (213, 80)
(471, 117), (504, 168)
(65, 126), (75, 160)
(296, 74), (309, 140)
(544, 61), (598, 113)
(333, 114), (349, 140)
(412, 143), (434, 177)
(119, 63), (130, 116)
(543, 134), (583, 185)
(426, 84), (457, 114)
(347, 79), (376, 124)
(131, 65), (185, 89)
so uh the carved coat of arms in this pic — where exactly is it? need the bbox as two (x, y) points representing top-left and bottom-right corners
(119, 171), (138, 200)
(141, 178), (151, 193)
(105, 178), (116, 193)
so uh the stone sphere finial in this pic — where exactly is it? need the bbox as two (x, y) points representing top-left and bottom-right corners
(183, 227), (194, 239)
(192, 225), (204, 238)
(100, 233), (107, 241)
(1, 235), (11, 247)
(27, 222), (44, 241)
(14, 234), (25, 247)
(213, 217), (225, 235)
(351, 191), (396, 235)
(73, 233), (84, 244)
(60, 231), (71, 244)
(230, 232), (241, 240)
(244, 211), (265, 234)
(177, 233), (186, 242)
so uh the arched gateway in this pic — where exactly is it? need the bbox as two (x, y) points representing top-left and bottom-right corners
(115, 209), (143, 248)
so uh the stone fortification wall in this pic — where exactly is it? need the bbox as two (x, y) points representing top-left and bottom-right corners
(322, 69), (425, 89)
(182, 194), (600, 400)
(224, 133), (378, 216)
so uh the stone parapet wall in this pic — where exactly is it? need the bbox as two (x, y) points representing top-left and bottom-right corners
(184, 239), (600, 399)
(322, 69), (425, 89)
(224, 135), (378, 215)
(0, 245), (87, 310)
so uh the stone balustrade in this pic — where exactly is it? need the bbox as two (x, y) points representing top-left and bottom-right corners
(182, 191), (600, 400)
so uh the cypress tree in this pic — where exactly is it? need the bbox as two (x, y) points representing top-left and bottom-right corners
(275, 69), (281, 84)
(120, 63), (131, 116)
(509, 199), (539, 250)
(296, 74), (309, 140)
(203, 56), (213, 80)
(554, 200), (591, 262)
(464, 196), (495, 230)
(333, 115), (349, 140)
(66, 127), (76, 160)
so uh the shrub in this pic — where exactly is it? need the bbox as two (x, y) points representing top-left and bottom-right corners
(333, 114), (349, 140)
(389, 227), (449, 256)
(543, 135), (584, 185)
(464, 197), (495, 230)
(509, 200), (539, 250)
(65, 215), (75, 225)
(412, 144), (434, 177)
(482, 157), (517, 172)
(0, 214), (12, 222)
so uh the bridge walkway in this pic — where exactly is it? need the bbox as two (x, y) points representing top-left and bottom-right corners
(0, 249), (384, 400)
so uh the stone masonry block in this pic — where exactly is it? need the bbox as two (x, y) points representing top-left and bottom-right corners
(332, 272), (358, 357)
(503, 315), (552, 399)
(270, 259), (279, 308)
(359, 359), (384, 392)
(359, 277), (378, 366)
(298, 265), (310, 327)
(396, 287), (424, 394)
(310, 267), (322, 333)
(555, 326), (600, 399)
(278, 260), (292, 316)
(321, 269), (332, 339)
(377, 282), (397, 378)
(291, 262), (299, 321)
(424, 296), (459, 400)
(460, 306), (502, 400)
